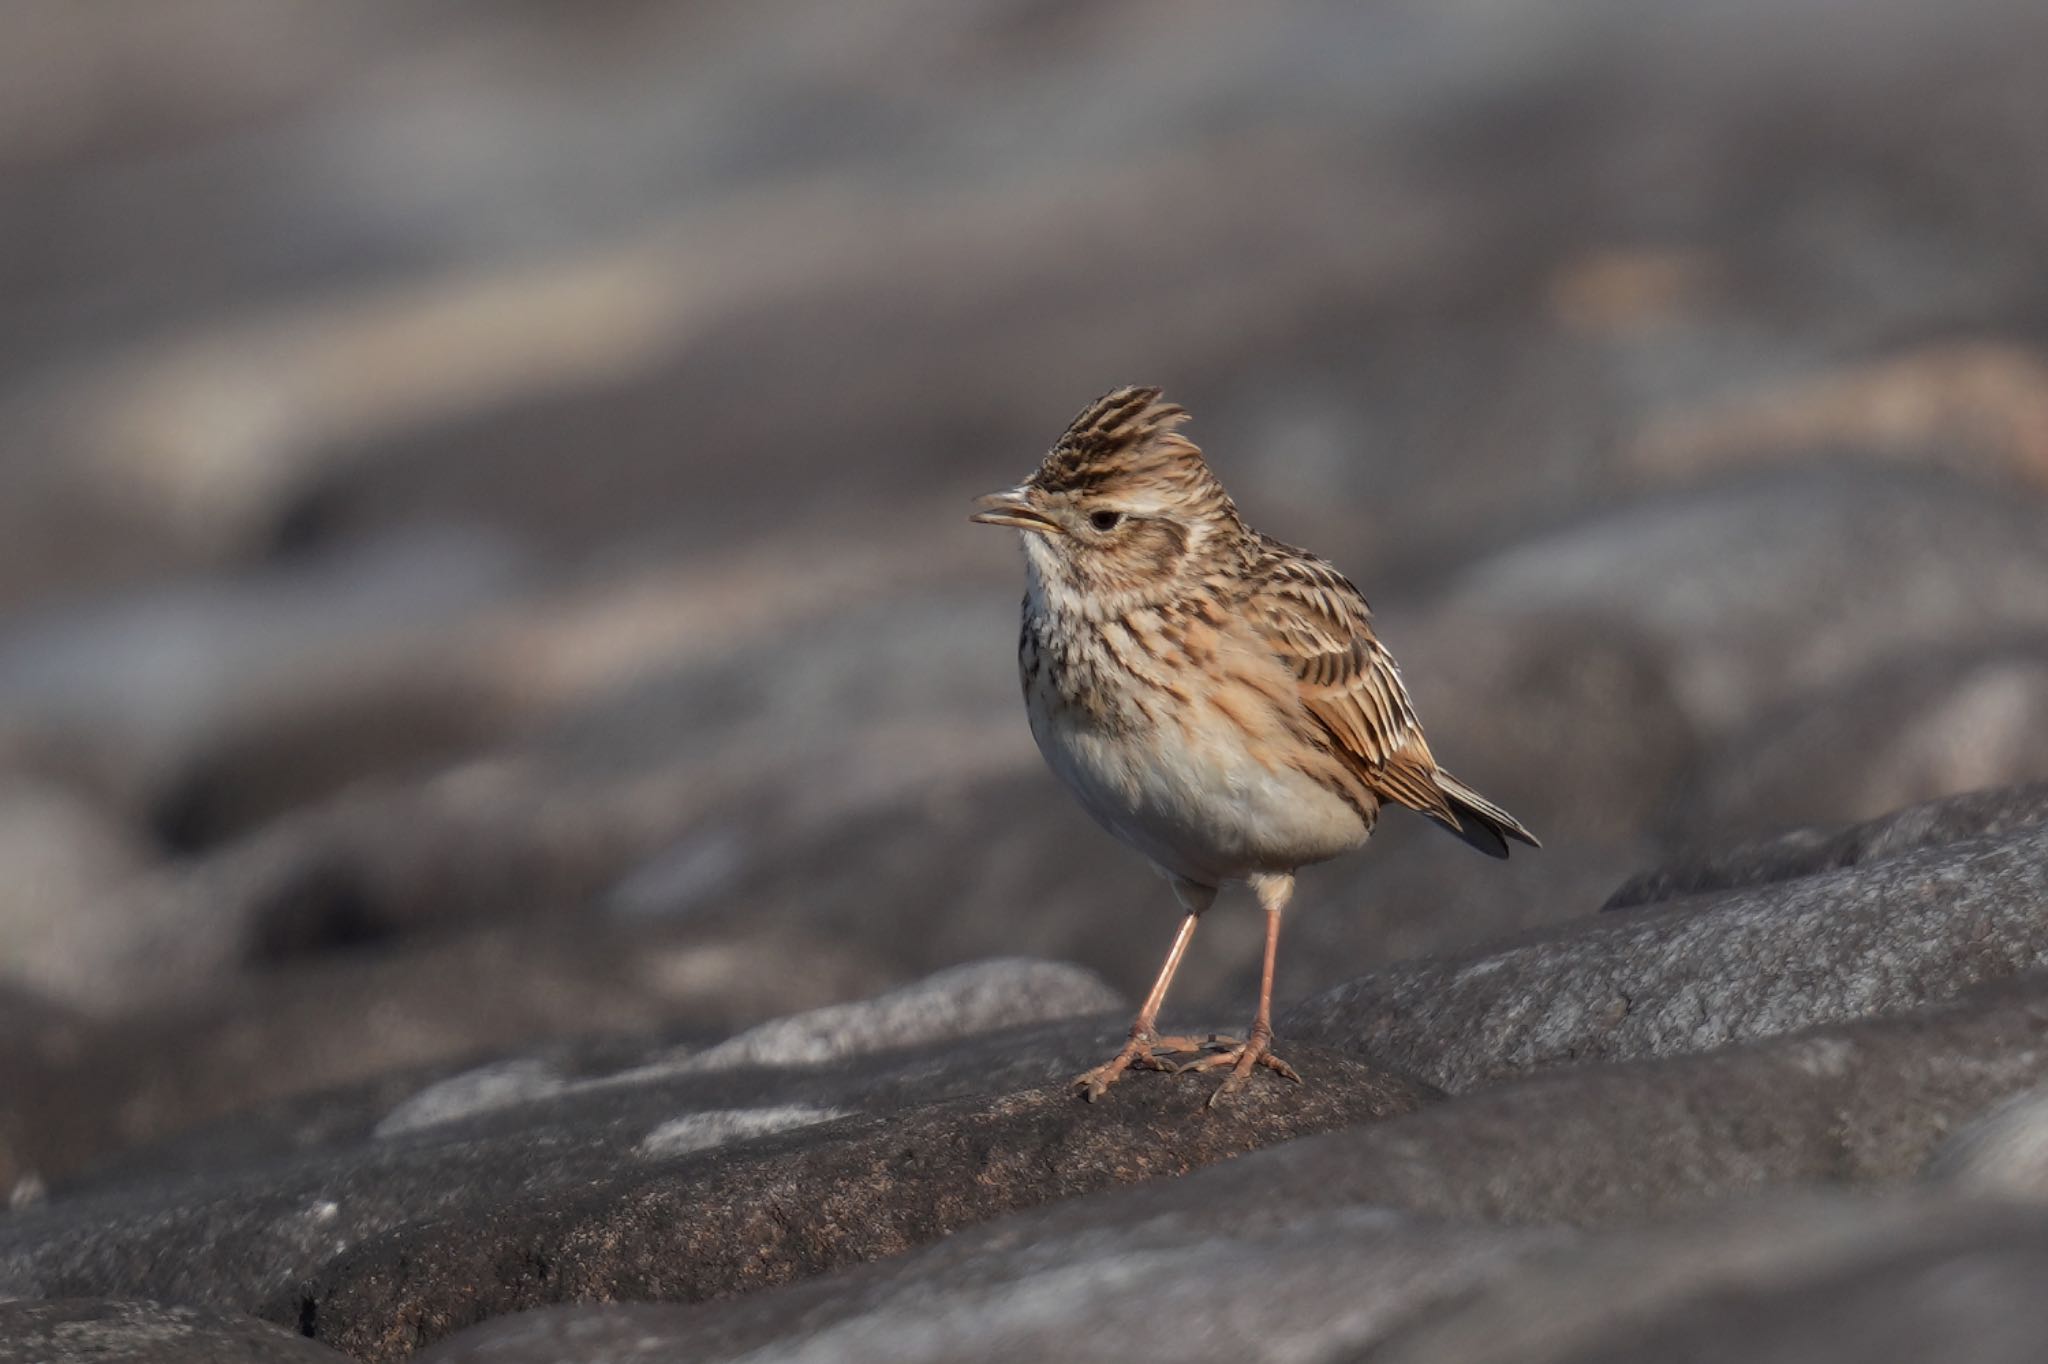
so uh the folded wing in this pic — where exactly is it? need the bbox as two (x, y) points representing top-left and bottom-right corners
(1247, 536), (1538, 857)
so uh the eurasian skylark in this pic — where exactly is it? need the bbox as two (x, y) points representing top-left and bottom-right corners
(973, 386), (1538, 1105)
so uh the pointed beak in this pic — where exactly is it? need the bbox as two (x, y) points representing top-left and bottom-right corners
(970, 487), (1062, 534)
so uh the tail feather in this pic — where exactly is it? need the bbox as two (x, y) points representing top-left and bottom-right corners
(1431, 770), (1540, 859)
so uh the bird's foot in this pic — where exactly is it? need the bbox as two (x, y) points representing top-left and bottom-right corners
(1177, 1029), (1302, 1107)
(1072, 1030), (1206, 1102)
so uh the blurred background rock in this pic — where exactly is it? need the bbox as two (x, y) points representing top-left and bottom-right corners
(5, 0), (2048, 1181)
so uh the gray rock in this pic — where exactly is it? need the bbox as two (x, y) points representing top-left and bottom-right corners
(1607, 781), (2048, 911)
(678, 959), (1123, 1073)
(1925, 1081), (2048, 1201)
(0, 528), (523, 829)
(369, 1060), (574, 1142)
(1669, 649), (2048, 837)
(0, 1014), (1433, 1362)
(0, 1298), (349, 1364)
(421, 1196), (2048, 1364)
(633, 1106), (853, 1159)
(288, 1039), (1429, 1363)
(1450, 469), (2048, 736)
(0, 983), (84, 1192)
(374, 959), (1120, 1137)
(0, 778), (153, 1006)
(430, 981), (2048, 1362)
(417, 1211), (1561, 1364)
(0, 921), (895, 1187)
(1208, 975), (2048, 1230)
(1364, 1195), (2048, 1364)
(1289, 821), (2048, 1091)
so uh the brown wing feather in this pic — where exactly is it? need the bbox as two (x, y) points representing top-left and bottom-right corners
(1247, 535), (1539, 857)
(1245, 537), (1458, 828)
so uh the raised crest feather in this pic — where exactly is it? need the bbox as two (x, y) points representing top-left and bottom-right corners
(1029, 385), (1232, 517)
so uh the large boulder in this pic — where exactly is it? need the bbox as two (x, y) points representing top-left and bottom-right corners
(416, 970), (2048, 1362)
(1288, 821), (2048, 1090)
(0, 963), (1433, 1362)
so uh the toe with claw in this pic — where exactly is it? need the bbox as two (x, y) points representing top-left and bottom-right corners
(1177, 1028), (1302, 1107)
(1072, 1030), (1203, 1102)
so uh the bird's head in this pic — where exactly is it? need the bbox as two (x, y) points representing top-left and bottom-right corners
(972, 386), (1245, 613)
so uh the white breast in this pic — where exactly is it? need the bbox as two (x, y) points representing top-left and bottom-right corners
(1025, 664), (1371, 888)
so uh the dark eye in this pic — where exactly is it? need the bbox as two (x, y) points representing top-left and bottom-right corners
(1089, 510), (1123, 532)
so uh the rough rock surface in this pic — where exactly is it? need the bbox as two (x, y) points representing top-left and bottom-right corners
(0, 1298), (351, 1364)
(1288, 821), (2048, 1090)
(415, 975), (2048, 1363)
(294, 1045), (1428, 1362)
(1252, 976), (2048, 1225)
(422, 1197), (2048, 1364)
(0, 965), (1432, 1361)
(418, 1211), (1565, 1364)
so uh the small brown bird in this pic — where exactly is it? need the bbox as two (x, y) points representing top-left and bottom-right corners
(973, 387), (1537, 1104)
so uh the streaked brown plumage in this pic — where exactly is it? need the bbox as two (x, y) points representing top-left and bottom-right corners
(974, 386), (1537, 1103)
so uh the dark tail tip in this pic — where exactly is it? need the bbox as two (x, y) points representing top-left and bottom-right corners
(1436, 772), (1540, 859)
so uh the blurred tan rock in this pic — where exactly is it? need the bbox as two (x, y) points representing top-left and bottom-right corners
(1673, 647), (2048, 835)
(1634, 342), (2048, 488)
(0, 779), (153, 1003)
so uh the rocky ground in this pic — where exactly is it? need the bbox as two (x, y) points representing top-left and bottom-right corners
(6, 1), (2048, 1360)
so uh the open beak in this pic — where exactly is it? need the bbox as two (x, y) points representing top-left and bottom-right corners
(970, 487), (1062, 534)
